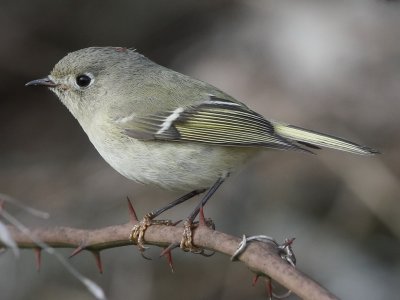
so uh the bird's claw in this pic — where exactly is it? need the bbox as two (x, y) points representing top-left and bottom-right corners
(130, 214), (173, 252)
(179, 218), (215, 254)
(180, 219), (200, 252)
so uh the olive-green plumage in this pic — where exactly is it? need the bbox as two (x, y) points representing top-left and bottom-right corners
(26, 47), (378, 190)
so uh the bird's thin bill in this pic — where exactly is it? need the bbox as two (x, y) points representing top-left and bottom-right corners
(25, 77), (58, 87)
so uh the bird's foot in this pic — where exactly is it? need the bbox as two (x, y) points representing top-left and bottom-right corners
(180, 206), (215, 254)
(130, 213), (173, 252)
(180, 219), (199, 252)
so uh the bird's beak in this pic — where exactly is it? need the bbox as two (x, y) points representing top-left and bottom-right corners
(25, 77), (58, 87)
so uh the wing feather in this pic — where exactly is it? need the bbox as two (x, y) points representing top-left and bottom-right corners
(121, 96), (305, 151)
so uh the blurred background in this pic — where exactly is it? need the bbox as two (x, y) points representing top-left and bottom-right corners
(1, 0), (399, 299)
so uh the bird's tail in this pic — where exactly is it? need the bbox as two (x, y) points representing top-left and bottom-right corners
(273, 123), (379, 155)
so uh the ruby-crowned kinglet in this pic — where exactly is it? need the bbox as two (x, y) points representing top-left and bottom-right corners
(26, 47), (378, 193)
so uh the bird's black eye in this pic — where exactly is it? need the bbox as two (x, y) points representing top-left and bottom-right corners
(76, 74), (92, 87)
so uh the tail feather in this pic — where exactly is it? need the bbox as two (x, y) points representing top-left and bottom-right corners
(273, 123), (379, 155)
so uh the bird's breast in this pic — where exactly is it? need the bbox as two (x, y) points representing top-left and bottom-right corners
(83, 120), (259, 190)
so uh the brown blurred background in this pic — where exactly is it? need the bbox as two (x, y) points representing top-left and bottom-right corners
(1, 0), (400, 299)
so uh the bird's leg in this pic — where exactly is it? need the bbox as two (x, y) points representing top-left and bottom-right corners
(180, 176), (226, 252)
(130, 189), (205, 251)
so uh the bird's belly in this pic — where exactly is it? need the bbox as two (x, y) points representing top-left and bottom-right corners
(91, 135), (259, 191)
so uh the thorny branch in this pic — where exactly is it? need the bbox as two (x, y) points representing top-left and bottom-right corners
(2, 219), (339, 300)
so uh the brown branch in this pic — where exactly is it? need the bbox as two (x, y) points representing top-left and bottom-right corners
(3, 222), (338, 300)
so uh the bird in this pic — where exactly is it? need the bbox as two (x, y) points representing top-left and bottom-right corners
(26, 47), (378, 251)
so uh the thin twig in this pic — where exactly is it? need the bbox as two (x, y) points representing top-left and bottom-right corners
(2, 222), (338, 300)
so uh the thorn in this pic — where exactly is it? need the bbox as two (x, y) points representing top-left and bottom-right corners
(90, 250), (103, 274)
(69, 244), (85, 258)
(160, 242), (179, 257)
(161, 247), (175, 273)
(265, 277), (273, 300)
(127, 197), (138, 223)
(252, 274), (260, 286)
(286, 237), (296, 246)
(254, 273), (292, 299)
(34, 248), (42, 272)
(199, 205), (206, 226)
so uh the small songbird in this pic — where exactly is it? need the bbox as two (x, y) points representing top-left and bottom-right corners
(26, 47), (378, 250)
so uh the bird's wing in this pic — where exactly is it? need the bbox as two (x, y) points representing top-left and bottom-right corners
(118, 96), (305, 151)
